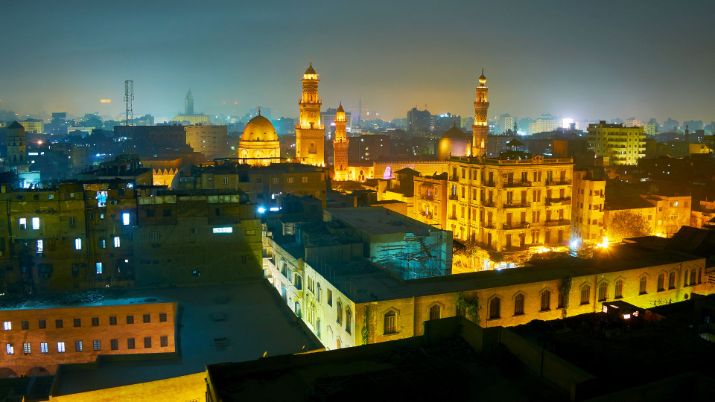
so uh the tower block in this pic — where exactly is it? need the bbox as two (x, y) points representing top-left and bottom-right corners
(333, 103), (349, 180)
(472, 70), (489, 157)
(295, 63), (325, 166)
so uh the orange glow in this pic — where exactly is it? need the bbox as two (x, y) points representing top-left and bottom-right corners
(99, 98), (112, 104)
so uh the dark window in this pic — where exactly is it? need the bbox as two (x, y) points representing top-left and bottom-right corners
(429, 305), (441, 320)
(159, 313), (167, 322)
(73, 318), (81, 328)
(143, 314), (150, 323)
(55, 319), (63, 329)
(144, 336), (152, 348)
(126, 315), (134, 324)
(598, 283), (608, 301)
(110, 339), (119, 350)
(657, 274), (665, 292)
(160, 336), (168, 347)
(146, 209), (156, 217)
(488, 297), (501, 320)
(580, 285), (591, 305)
(91, 317), (99, 327)
(615, 280), (624, 298)
(162, 209), (172, 217)
(384, 311), (397, 334)
(127, 338), (135, 349)
(540, 290), (551, 311)
(668, 272), (676, 289)
(639, 276), (647, 295)
(38, 320), (46, 329)
(21, 320), (29, 330)
(109, 316), (117, 325)
(514, 294), (525, 315)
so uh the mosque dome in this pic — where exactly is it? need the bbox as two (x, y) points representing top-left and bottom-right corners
(437, 125), (470, 160)
(241, 115), (278, 142)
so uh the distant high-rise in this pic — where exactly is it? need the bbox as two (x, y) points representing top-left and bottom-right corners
(528, 114), (559, 135)
(407, 107), (432, 133)
(185, 90), (195, 115)
(497, 113), (515, 134)
(472, 70), (489, 157)
(644, 119), (658, 135)
(332, 103), (349, 181)
(588, 121), (645, 166)
(6, 121), (27, 168)
(295, 63), (325, 166)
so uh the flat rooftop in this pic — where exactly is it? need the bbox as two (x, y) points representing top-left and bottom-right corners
(0, 295), (172, 311)
(326, 206), (436, 237)
(51, 280), (319, 396)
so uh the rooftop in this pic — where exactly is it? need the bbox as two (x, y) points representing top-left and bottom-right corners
(326, 206), (436, 237)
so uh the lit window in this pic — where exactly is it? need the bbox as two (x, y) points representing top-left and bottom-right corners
(93, 340), (101, 351)
(74, 238), (82, 250)
(96, 191), (108, 207)
(384, 311), (397, 334)
(23, 342), (31, 354)
(99, 238), (106, 249)
(32, 217), (40, 230)
(95, 262), (103, 275)
(122, 212), (130, 226)
(40, 342), (48, 353)
(3, 321), (11, 331)
(212, 227), (233, 234)
(57, 342), (66, 353)
(113, 236), (121, 248)
(6, 343), (14, 355)
(36, 240), (43, 255)
(75, 340), (83, 352)
(19, 218), (27, 230)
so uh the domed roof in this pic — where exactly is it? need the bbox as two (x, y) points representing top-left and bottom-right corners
(241, 115), (278, 142)
(304, 63), (316, 75)
(441, 124), (469, 139)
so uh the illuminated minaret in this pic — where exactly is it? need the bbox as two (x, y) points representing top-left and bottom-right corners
(472, 70), (489, 157)
(333, 103), (349, 180)
(295, 63), (325, 166)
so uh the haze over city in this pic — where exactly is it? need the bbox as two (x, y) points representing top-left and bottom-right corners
(1, 0), (714, 121)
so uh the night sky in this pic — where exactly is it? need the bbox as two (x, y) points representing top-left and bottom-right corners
(1, 0), (713, 122)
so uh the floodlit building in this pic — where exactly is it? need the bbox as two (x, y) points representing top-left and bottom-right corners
(332, 103), (349, 181)
(5, 122), (27, 168)
(236, 114), (281, 166)
(641, 194), (692, 238)
(437, 125), (470, 160)
(588, 121), (646, 166)
(571, 170), (606, 245)
(18, 118), (44, 134)
(184, 125), (230, 160)
(295, 64), (325, 166)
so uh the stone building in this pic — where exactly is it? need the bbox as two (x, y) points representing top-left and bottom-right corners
(236, 115), (280, 166)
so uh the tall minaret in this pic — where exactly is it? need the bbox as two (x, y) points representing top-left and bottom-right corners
(333, 103), (349, 180)
(472, 70), (489, 157)
(185, 89), (194, 115)
(295, 63), (325, 166)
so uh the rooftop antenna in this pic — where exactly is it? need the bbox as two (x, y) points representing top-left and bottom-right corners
(124, 80), (134, 126)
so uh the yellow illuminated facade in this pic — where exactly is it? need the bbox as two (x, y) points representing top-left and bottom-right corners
(571, 170), (605, 245)
(332, 103), (349, 180)
(19, 119), (44, 134)
(587, 122), (646, 166)
(237, 114), (281, 166)
(472, 71), (489, 157)
(295, 63), (325, 166)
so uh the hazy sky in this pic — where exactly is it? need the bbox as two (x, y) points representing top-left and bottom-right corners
(0, 0), (713, 122)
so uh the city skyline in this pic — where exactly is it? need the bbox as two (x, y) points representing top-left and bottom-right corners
(1, 0), (714, 122)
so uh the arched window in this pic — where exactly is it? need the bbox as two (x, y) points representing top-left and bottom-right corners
(639, 276), (647, 295)
(345, 308), (352, 334)
(698, 268), (703, 284)
(514, 294), (525, 316)
(336, 300), (343, 325)
(540, 290), (551, 311)
(384, 311), (397, 334)
(690, 269), (696, 286)
(488, 297), (501, 320)
(614, 279), (624, 299)
(294, 274), (302, 290)
(668, 272), (676, 289)
(657, 273), (665, 292)
(684, 271), (689, 287)
(580, 285), (591, 305)
(429, 305), (441, 321)
(598, 282), (608, 302)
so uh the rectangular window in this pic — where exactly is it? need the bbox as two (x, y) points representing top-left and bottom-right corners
(95, 262), (103, 275)
(73, 318), (81, 328)
(3, 321), (11, 331)
(144, 337), (152, 348)
(127, 338), (135, 349)
(19, 218), (27, 230)
(36, 239), (43, 255)
(93, 339), (101, 351)
(32, 217), (40, 230)
(21, 320), (29, 330)
(212, 227), (233, 234)
(126, 315), (134, 324)
(122, 212), (130, 226)
(160, 336), (168, 347)
(113, 236), (121, 248)
(109, 316), (117, 325)
(99, 238), (107, 249)
(23, 342), (31, 354)
(75, 340), (83, 352)
(38, 319), (46, 329)
(159, 313), (167, 322)
(74, 238), (82, 250)
(40, 342), (48, 353)
(55, 319), (63, 329)
(6, 343), (14, 355)
(110, 339), (119, 350)
(143, 314), (150, 323)
(327, 289), (333, 306)
(57, 342), (66, 353)
(91, 317), (99, 327)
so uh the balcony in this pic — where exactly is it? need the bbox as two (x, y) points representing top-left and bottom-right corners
(419, 194), (435, 201)
(545, 219), (571, 227)
(545, 197), (572, 206)
(504, 202), (529, 209)
(448, 194), (459, 200)
(482, 200), (496, 207)
(503, 222), (530, 230)
(483, 181), (496, 187)
(503, 181), (532, 188)
(449, 175), (459, 182)
(546, 180), (571, 186)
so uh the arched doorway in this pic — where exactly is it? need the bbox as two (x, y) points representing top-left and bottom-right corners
(26, 367), (51, 377)
(0, 368), (17, 378)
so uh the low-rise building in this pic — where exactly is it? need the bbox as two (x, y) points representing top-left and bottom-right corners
(641, 194), (692, 237)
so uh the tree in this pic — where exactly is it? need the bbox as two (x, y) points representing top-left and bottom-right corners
(608, 211), (649, 241)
